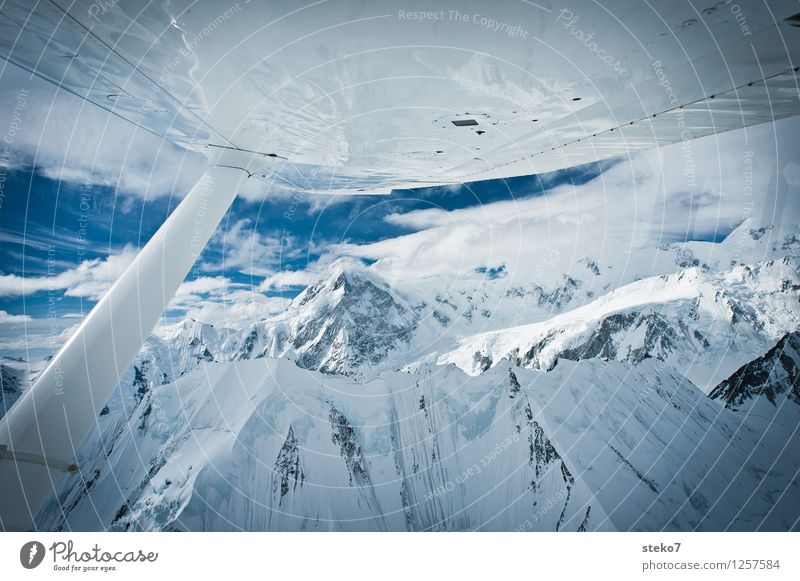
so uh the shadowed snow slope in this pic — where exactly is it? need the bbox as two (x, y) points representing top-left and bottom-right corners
(21, 222), (800, 532)
(36, 357), (799, 531)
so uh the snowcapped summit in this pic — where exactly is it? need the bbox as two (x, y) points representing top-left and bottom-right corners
(440, 257), (800, 391)
(292, 260), (397, 307)
(269, 262), (420, 375)
(233, 263), (422, 376)
(151, 317), (230, 359)
(709, 331), (800, 412)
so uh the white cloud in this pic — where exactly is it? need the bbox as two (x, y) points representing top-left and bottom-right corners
(258, 255), (368, 292)
(167, 275), (290, 327)
(0, 310), (32, 324)
(0, 274), (290, 356)
(384, 208), (454, 229)
(0, 319), (78, 354)
(176, 276), (233, 296)
(179, 291), (291, 327)
(0, 245), (137, 299)
(203, 219), (299, 277)
(259, 269), (317, 291)
(294, 116), (800, 288)
(168, 282), (290, 327)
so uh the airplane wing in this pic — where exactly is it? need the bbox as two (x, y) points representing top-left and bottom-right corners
(2, 0), (798, 187)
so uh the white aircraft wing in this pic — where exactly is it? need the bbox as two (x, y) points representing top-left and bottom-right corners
(2, 0), (798, 187)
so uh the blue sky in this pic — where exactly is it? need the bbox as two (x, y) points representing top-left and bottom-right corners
(0, 145), (748, 360)
(0, 158), (605, 337)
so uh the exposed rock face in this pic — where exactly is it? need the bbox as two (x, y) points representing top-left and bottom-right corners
(441, 258), (800, 392)
(274, 426), (305, 505)
(285, 268), (418, 375)
(0, 362), (24, 420)
(709, 332), (800, 410)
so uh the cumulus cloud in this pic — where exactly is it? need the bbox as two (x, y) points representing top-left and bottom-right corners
(302, 116), (800, 288)
(202, 219), (300, 277)
(259, 269), (318, 291)
(168, 276), (290, 327)
(175, 276), (233, 296)
(258, 255), (371, 292)
(0, 319), (78, 354)
(0, 310), (32, 324)
(177, 290), (291, 327)
(0, 245), (137, 299)
(1, 272), (291, 357)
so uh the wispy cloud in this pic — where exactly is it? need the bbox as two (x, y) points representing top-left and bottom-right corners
(0, 245), (137, 299)
(175, 276), (234, 296)
(174, 290), (290, 327)
(168, 276), (290, 326)
(288, 116), (800, 287)
(202, 219), (300, 277)
(0, 318), (78, 354)
(0, 310), (32, 323)
(259, 269), (318, 291)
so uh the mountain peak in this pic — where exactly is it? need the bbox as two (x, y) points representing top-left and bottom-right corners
(441, 256), (800, 391)
(709, 331), (800, 411)
(229, 263), (420, 376)
(153, 317), (215, 342)
(293, 261), (390, 309)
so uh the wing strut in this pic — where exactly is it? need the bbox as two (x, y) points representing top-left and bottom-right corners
(0, 165), (247, 531)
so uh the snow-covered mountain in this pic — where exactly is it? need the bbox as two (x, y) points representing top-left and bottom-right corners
(120, 264), (437, 387)
(1, 358), (26, 420)
(440, 257), (800, 392)
(709, 331), (800, 413)
(118, 317), (238, 402)
(16, 218), (800, 532)
(0, 356), (47, 420)
(113, 219), (799, 392)
(35, 357), (800, 531)
(233, 264), (428, 375)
